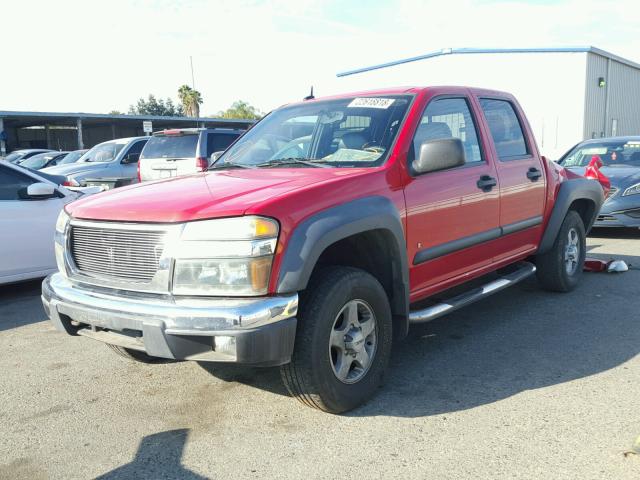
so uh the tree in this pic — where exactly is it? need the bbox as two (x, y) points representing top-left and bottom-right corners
(217, 100), (262, 120)
(178, 85), (203, 118)
(108, 110), (123, 115)
(128, 95), (183, 116)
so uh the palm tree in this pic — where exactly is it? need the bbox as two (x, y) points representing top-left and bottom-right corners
(178, 85), (203, 117)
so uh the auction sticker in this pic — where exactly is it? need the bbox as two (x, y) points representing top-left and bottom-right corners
(348, 97), (395, 109)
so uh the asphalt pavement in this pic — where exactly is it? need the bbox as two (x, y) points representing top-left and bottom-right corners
(1, 228), (639, 479)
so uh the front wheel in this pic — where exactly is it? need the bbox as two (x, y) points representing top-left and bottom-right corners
(280, 266), (393, 413)
(536, 210), (586, 292)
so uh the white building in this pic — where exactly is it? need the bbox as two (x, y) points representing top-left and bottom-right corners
(334, 47), (640, 158)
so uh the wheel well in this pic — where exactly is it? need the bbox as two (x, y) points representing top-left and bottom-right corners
(312, 229), (406, 319)
(568, 198), (596, 229)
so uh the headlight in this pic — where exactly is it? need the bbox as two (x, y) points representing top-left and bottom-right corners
(623, 183), (640, 196)
(54, 209), (70, 275)
(172, 216), (279, 296)
(55, 209), (70, 234)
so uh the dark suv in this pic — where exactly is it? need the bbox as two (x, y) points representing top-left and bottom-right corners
(138, 128), (244, 181)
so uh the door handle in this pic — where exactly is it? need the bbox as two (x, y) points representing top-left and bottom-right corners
(477, 175), (497, 192)
(527, 167), (542, 181)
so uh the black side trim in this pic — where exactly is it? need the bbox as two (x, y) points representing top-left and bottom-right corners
(413, 215), (543, 265)
(501, 215), (543, 235)
(277, 196), (409, 322)
(413, 228), (501, 265)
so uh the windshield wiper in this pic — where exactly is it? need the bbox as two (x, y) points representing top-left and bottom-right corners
(207, 161), (255, 170)
(254, 158), (330, 168)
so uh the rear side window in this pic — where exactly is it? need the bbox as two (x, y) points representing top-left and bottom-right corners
(140, 135), (198, 159)
(413, 97), (483, 164)
(479, 99), (529, 160)
(127, 140), (147, 156)
(0, 165), (35, 200)
(206, 133), (240, 156)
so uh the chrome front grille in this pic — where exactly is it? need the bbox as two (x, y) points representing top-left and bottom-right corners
(605, 186), (618, 201)
(70, 224), (167, 283)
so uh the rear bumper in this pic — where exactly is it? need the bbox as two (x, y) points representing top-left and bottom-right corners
(42, 273), (298, 366)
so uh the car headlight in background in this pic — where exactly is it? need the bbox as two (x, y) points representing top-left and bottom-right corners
(623, 183), (640, 196)
(172, 216), (279, 296)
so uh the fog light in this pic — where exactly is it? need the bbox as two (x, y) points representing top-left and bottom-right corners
(214, 336), (237, 357)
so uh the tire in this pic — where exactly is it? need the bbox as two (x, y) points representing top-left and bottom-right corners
(106, 344), (173, 364)
(536, 210), (586, 292)
(280, 266), (393, 413)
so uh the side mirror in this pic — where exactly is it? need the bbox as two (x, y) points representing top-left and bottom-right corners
(122, 152), (140, 164)
(25, 182), (57, 199)
(412, 138), (465, 175)
(210, 151), (224, 162)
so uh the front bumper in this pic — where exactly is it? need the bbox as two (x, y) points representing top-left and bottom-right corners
(42, 273), (298, 366)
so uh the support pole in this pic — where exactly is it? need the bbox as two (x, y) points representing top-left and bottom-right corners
(76, 118), (84, 149)
(45, 124), (52, 149)
(111, 123), (116, 139)
(0, 117), (5, 157)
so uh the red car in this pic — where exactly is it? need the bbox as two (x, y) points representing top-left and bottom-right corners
(43, 86), (603, 413)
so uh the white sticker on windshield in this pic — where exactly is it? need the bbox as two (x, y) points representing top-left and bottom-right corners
(348, 98), (395, 109)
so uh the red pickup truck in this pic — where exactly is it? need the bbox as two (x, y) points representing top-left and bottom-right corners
(43, 86), (603, 413)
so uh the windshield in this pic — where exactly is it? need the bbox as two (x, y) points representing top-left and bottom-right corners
(57, 150), (86, 165)
(141, 134), (199, 159)
(20, 153), (58, 170)
(215, 95), (412, 168)
(80, 142), (126, 163)
(560, 140), (640, 168)
(4, 151), (26, 163)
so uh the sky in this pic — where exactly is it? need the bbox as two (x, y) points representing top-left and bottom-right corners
(2, 0), (639, 116)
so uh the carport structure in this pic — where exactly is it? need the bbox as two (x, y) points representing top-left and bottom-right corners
(0, 111), (254, 155)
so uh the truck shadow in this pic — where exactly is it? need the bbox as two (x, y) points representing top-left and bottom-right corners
(201, 253), (640, 418)
(95, 429), (209, 479)
(352, 254), (640, 418)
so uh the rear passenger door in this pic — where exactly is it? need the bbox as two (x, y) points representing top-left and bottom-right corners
(404, 95), (501, 298)
(477, 97), (546, 259)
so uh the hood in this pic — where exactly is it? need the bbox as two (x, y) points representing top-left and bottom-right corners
(42, 161), (109, 177)
(66, 168), (362, 223)
(567, 165), (640, 186)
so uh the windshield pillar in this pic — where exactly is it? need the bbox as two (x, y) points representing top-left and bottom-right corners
(76, 118), (84, 150)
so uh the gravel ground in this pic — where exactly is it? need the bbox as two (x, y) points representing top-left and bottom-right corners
(1, 228), (639, 480)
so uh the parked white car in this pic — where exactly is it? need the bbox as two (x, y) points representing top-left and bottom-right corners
(0, 162), (100, 285)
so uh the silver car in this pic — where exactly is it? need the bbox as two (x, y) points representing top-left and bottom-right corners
(42, 137), (148, 188)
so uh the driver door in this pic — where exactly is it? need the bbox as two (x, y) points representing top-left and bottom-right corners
(0, 166), (66, 281)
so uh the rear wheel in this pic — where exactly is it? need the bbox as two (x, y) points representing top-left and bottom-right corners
(106, 344), (173, 364)
(280, 266), (392, 413)
(536, 210), (586, 292)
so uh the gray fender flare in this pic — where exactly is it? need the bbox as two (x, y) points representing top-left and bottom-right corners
(276, 196), (410, 321)
(538, 178), (604, 254)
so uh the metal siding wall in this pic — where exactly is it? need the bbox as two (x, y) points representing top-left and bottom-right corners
(608, 60), (640, 136)
(584, 53), (608, 138)
(584, 53), (640, 138)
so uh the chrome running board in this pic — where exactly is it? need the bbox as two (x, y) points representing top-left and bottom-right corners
(408, 261), (536, 324)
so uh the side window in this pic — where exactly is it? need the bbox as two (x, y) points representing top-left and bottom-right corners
(479, 99), (529, 160)
(412, 97), (483, 164)
(125, 140), (146, 161)
(207, 133), (240, 156)
(0, 166), (35, 200)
